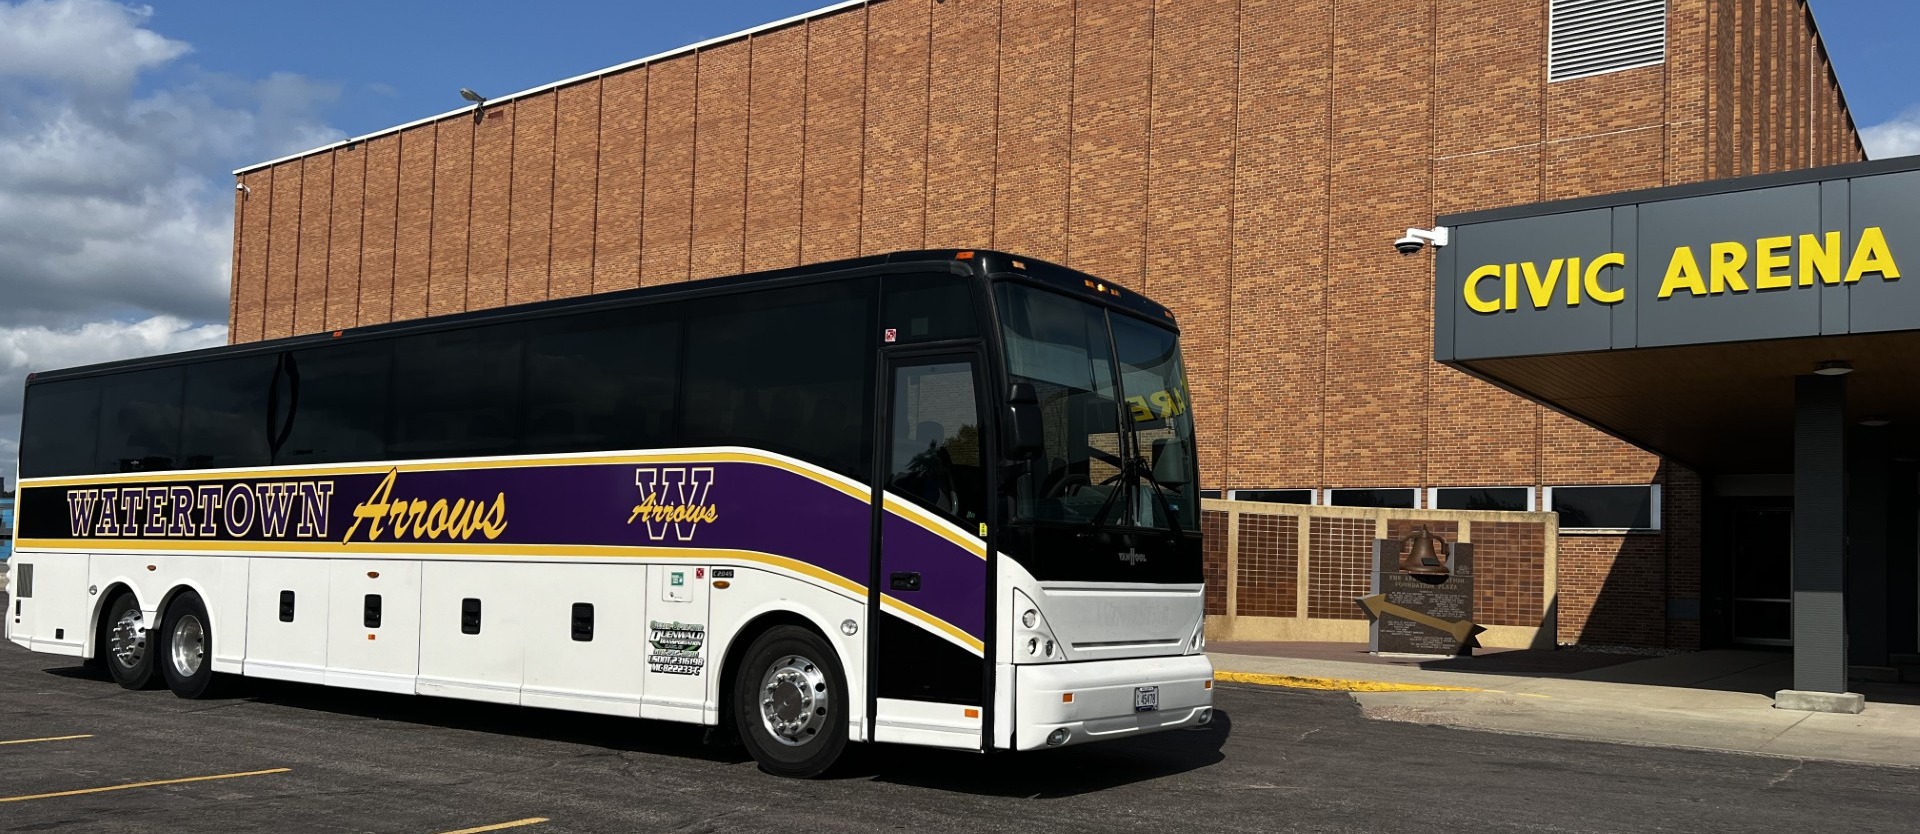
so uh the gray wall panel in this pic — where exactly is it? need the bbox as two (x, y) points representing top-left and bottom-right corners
(1635, 185), (1822, 348)
(1449, 209), (1617, 360)
(1846, 170), (1920, 334)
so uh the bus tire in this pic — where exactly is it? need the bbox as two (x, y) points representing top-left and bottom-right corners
(158, 591), (218, 699)
(101, 592), (157, 690)
(732, 625), (849, 778)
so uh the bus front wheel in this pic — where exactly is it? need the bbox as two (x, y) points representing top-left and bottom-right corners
(101, 592), (157, 690)
(158, 591), (218, 699)
(732, 625), (849, 778)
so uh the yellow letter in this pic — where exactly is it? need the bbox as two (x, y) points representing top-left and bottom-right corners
(1522, 260), (1563, 309)
(1755, 236), (1792, 289)
(1584, 253), (1627, 304)
(1464, 264), (1502, 314)
(343, 469), (398, 545)
(1565, 257), (1583, 306)
(1710, 241), (1749, 294)
(1845, 226), (1902, 282)
(1800, 231), (1842, 286)
(1504, 264), (1519, 311)
(1659, 247), (1707, 299)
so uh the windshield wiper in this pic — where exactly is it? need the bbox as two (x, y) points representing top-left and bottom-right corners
(1132, 455), (1186, 538)
(1082, 454), (1185, 538)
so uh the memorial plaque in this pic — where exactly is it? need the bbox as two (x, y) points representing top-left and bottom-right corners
(1359, 540), (1481, 656)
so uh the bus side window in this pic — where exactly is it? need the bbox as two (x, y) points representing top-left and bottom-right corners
(882, 273), (978, 342)
(181, 355), (276, 470)
(19, 377), (104, 478)
(391, 325), (524, 459)
(96, 367), (184, 474)
(682, 283), (873, 478)
(278, 342), (392, 465)
(886, 362), (983, 525)
(522, 308), (679, 454)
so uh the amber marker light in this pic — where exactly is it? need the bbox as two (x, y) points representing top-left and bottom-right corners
(964, 708), (980, 718)
(1062, 693), (1075, 703)
(366, 571), (379, 579)
(332, 330), (344, 338)
(955, 251), (974, 260)
(1204, 679), (1214, 689)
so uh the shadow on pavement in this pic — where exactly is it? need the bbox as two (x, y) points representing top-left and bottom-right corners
(34, 662), (1229, 793)
(1214, 641), (1920, 706)
(834, 711), (1230, 797)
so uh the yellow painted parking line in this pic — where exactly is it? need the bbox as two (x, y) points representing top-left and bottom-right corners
(0, 767), (290, 803)
(436, 819), (550, 834)
(1215, 671), (1480, 693)
(0, 734), (93, 746)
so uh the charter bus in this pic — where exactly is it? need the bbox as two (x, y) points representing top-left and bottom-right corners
(5, 250), (1213, 776)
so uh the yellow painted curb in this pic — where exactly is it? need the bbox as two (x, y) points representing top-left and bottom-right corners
(1215, 671), (1480, 693)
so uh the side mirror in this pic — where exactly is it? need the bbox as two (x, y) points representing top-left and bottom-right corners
(1004, 382), (1044, 461)
(1151, 437), (1190, 487)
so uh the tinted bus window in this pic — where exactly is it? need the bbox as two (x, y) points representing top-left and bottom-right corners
(391, 325), (524, 459)
(683, 282), (872, 478)
(278, 342), (392, 465)
(883, 272), (977, 342)
(180, 356), (275, 470)
(523, 308), (679, 454)
(96, 368), (184, 473)
(19, 377), (103, 478)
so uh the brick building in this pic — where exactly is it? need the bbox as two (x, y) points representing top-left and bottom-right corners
(229, 0), (1863, 651)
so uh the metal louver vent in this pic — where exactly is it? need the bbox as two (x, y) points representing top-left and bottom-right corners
(1549, 0), (1668, 82)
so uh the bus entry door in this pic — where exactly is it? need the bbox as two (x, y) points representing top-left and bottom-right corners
(870, 353), (989, 749)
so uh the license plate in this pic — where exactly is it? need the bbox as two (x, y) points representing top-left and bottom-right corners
(1134, 685), (1159, 712)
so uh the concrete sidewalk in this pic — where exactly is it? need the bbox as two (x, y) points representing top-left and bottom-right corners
(1210, 647), (1920, 770)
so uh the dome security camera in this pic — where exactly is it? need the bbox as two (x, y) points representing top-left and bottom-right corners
(1393, 226), (1448, 256)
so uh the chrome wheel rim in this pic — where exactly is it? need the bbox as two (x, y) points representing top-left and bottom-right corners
(169, 613), (206, 678)
(110, 607), (147, 669)
(759, 654), (829, 747)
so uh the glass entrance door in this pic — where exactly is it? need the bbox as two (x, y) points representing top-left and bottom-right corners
(1731, 505), (1793, 646)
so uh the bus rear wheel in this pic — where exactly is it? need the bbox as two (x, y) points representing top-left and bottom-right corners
(159, 591), (218, 699)
(732, 625), (848, 778)
(101, 592), (156, 690)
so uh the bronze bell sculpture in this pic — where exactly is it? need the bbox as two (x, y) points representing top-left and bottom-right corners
(1398, 526), (1451, 576)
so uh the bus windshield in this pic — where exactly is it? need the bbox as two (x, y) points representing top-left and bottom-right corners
(995, 283), (1199, 533)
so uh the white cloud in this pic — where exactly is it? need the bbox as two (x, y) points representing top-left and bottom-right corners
(1861, 107), (1920, 160)
(0, 0), (344, 482)
(0, 0), (188, 94)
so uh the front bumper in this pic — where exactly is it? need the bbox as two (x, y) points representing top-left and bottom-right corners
(1012, 653), (1215, 751)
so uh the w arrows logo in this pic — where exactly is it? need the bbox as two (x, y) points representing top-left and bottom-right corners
(629, 467), (719, 542)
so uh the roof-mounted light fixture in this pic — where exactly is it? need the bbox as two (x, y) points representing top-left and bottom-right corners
(460, 88), (487, 122)
(1813, 360), (1854, 376)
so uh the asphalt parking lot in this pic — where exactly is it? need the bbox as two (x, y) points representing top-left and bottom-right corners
(4, 632), (1919, 833)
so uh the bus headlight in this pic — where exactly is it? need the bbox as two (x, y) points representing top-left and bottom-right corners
(1012, 589), (1067, 663)
(1187, 619), (1207, 653)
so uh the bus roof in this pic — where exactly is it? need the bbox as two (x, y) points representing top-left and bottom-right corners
(25, 250), (1174, 384)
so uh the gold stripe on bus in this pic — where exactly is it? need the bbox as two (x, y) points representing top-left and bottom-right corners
(18, 450), (992, 564)
(879, 495), (988, 560)
(15, 449), (870, 501)
(880, 594), (986, 655)
(12, 539), (867, 600)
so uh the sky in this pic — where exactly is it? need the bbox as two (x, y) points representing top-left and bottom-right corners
(0, 0), (1917, 485)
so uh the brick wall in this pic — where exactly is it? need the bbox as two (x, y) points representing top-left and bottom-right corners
(230, 0), (1861, 650)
